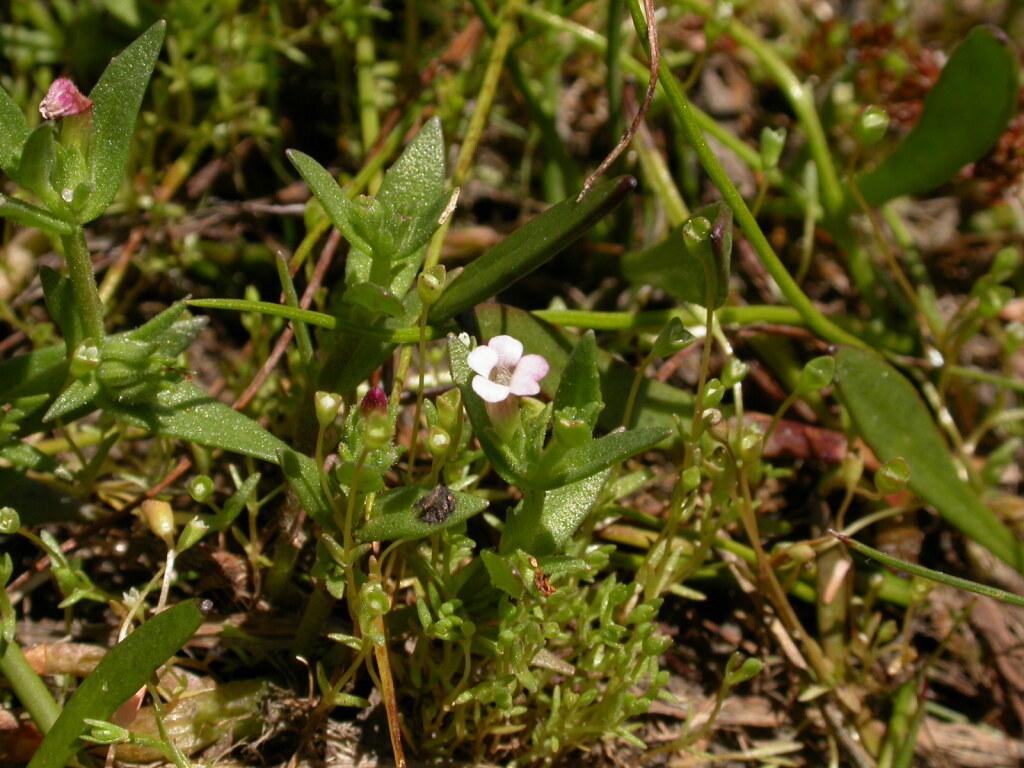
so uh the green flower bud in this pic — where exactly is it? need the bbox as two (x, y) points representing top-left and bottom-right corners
(796, 356), (835, 394)
(990, 246), (1019, 283)
(70, 341), (100, 379)
(436, 387), (462, 435)
(417, 265), (447, 307)
(721, 358), (749, 388)
(786, 543), (816, 565)
(702, 378), (725, 408)
(175, 517), (210, 554)
(650, 317), (695, 358)
(82, 719), (129, 745)
(759, 126), (786, 171)
(141, 499), (175, 546)
(726, 655), (764, 685)
(681, 466), (702, 493)
(874, 457), (910, 496)
(427, 425), (450, 457)
(0, 507), (20, 534)
(855, 105), (890, 146)
(738, 425), (764, 463)
(188, 475), (214, 503)
(314, 391), (343, 428)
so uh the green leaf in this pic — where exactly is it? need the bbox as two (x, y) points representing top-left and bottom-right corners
(0, 85), (30, 175)
(26, 598), (208, 768)
(44, 379), (100, 423)
(39, 267), (85, 347)
(534, 427), (669, 490)
(0, 441), (56, 473)
(834, 347), (1024, 571)
(0, 194), (75, 234)
(288, 149), (363, 241)
(81, 20), (166, 223)
(355, 485), (489, 542)
(621, 202), (732, 308)
(15, 124), (59, 209)
(854, 26), (1019, 208)
(343, 281), (405, 318)
(427, 176), (637, 324)
(189, 297), (339, 330)
(553, 330), (603, 429)
(481, 550), (525, 598)
(103, 380), (332, 526)
(507, 469), (612, 556)
(376, 117), (446, 216)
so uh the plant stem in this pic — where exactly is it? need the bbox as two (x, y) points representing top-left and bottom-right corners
(60, 228), (105, 347)
(0, 639), (61, 733)
(425, 0), (524, 271)
(626, 0), (864, 350)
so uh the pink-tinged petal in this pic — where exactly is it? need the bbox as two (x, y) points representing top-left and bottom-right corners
(488, 335), (523, 367)
(467, 345), (498, 377)
(508, 354), (550, 396)
(472, 375), (511, 403)
(39, 78), (93, 120)
(360, 387), (388, 416)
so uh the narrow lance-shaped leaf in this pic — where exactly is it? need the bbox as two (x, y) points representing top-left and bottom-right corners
(287, 149), (371, 254)
(81, 20), (166, 223)
(553, 330), (603, 429)
(104, 380), (333, 527)
(532, 426), (670, 490)
(834, 347), (1024, 572)
(0, 85), (30, 175)
(376, 116), (446, 218)
(853, 26), (1019, 208)
(26, 598), (209, 768)
(0, 194), (75, 235)
(427, 176), (638, 323)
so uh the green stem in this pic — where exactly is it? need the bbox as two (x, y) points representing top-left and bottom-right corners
(0, 640), (61, 733)
(678, 0), (844, 217)
(627, 0), (864, 350)
(60, 228), (105, 348)
(832, 530), (1024, 609)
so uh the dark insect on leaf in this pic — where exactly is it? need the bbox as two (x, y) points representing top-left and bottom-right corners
(415, 484), (456, 525)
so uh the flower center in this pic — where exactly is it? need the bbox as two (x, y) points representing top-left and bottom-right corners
(491, 363), (513, 386)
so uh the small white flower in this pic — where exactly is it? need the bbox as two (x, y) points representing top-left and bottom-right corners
(467, 335), (550, 403)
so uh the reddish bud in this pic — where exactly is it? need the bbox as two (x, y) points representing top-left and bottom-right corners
(39, 78), (93, 120)
(360, 387), (388, 416)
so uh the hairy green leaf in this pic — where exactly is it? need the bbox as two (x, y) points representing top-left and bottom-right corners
(355, 485), (488, 542)
(0, 85), (30, 175)
(553, 330), (603, 429)
(82, 20), (166, 222)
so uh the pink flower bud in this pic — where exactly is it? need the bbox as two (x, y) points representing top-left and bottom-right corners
(360, 387), (388, 416)
(39, 78), (93, 121)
